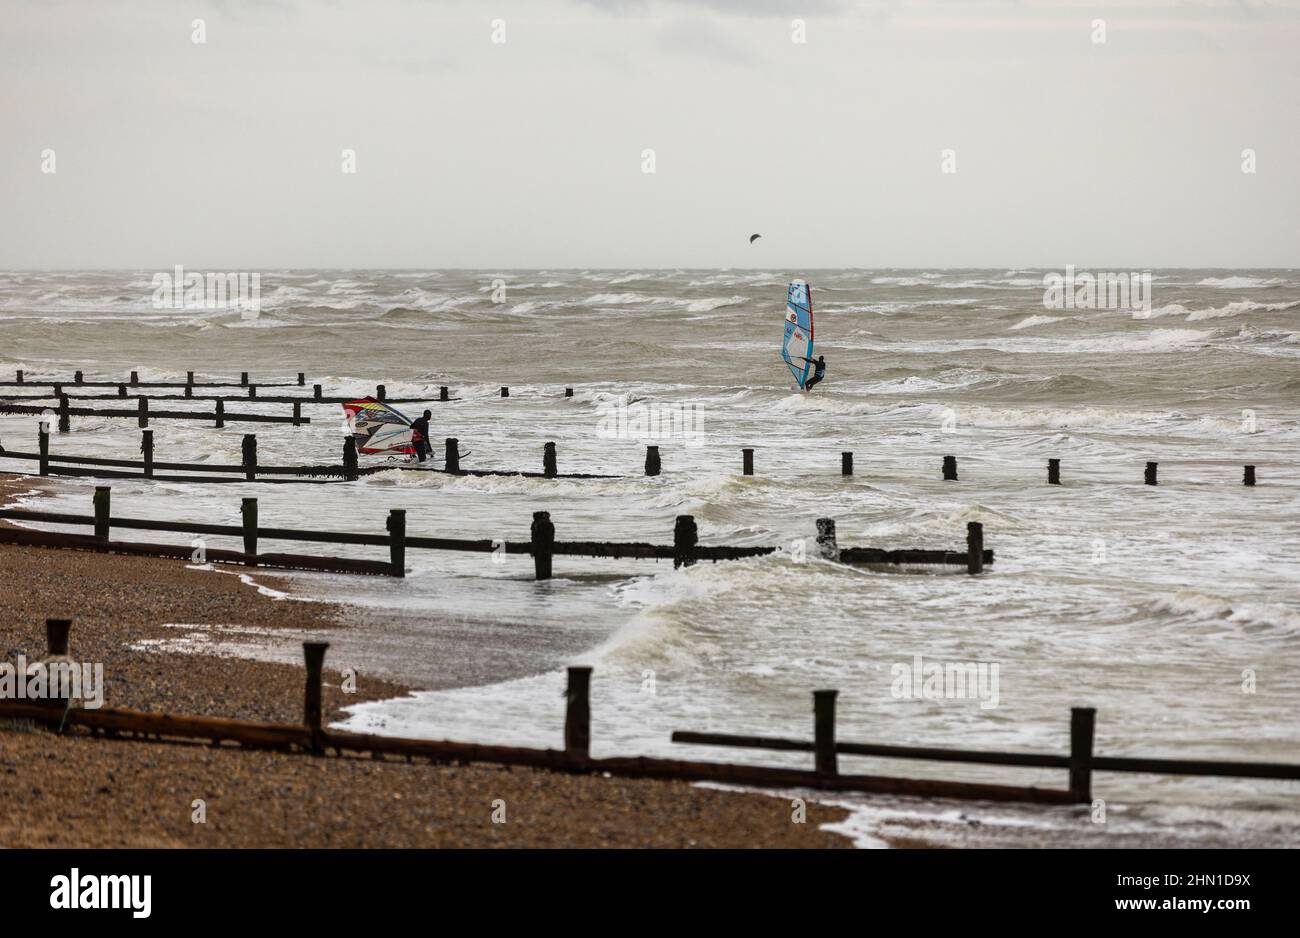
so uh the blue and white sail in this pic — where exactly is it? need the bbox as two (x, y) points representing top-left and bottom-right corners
(782, 280), (815, 388)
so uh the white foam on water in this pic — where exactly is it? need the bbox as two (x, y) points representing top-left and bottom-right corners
(863, 368), (994, 394)
(1144, 303), (1191, 319)
(1185, 299), (1300, 320)
(1010, 314), (1065, 330)
(1197, 276), (1285, 288)
(1152, 590), (1300, 633)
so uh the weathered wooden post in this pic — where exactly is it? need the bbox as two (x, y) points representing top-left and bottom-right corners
(240, 497), (258, 564)
(673, 514), (698, 569)
(215, 398), (225, 428)
(742, 448), (754, 476)
(564, 387), (573, 397)
(242, 434), (257, 481)
(38, 426), (49, 476)
(1048, 458), (1061, 485)
(15, 369), (23, 384)
(564, 666), (592, 760)
(943, 455), (958, 481)
(117, 384), (126, 398)
(240, 371), (249, 386)
(302, 641), (329, 755)
(297, 372), (305, 386)
(1244, 465), (1256, 487)
(1069, 707), (1096, 803)
(444, 438), (460, 473)
(292, 401), (302, 427)
(137, 396), (149, 428)
(184, 384), (193, 398)
(52, 382), (62, 399)
(74, 370), (83, 384)
(1144, 461), (1158, 486)
(841, 452), (853, 476)
(543, 442), (557, 478)
(816, 518), (838, 560)
(386, 509), (406, 578)
(439, 386), (449, 402)
(93, 486), (111, 543)
(187, 371), (194, 386)
(313, 384), (323, 402)
(813, 690), (838, 776)
(342, 437), (358, 481)
(500, 386), (509, 398)
(248, 384), (257, 398)
(376, 384), (386, 401)
(644, 445), (661, 477)
(141, 429), (154, 478)
(46, 618), (71, 657)
(57, 395), (70, 433)
(966, 521), (984, 575)
(531, 510), (555, 580)
(129, 370), (139, 386)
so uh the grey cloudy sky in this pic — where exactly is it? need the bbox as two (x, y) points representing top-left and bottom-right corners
(2, 0), (1297, 268)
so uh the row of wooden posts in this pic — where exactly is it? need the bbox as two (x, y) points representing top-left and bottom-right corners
(7, 621), (1298, 805)
(3, 370), (577, 404)
(3, 370), (307, 388)
(1, 396), (307, 428)
(3, 383), (443, 407)
(1, 385), (552, 406)
(3, 427), (1265, 488)
(3, 431), (612, 482)
(668, 448), (1264, 486)
(0, 487), (993, 579)
(737, 450), (1261, 487)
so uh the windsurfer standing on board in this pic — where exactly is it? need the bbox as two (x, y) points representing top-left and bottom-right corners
(801, 355), (826, 392)
(410, 409), (433, 462)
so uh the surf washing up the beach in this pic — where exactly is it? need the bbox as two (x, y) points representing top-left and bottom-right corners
(2, 267), (1297, 847)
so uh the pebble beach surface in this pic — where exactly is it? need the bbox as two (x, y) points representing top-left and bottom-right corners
(0, 475), (849, 848)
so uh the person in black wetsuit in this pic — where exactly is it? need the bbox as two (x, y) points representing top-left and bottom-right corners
(410, 409), (433, 462)
(802, 355), (826, 391)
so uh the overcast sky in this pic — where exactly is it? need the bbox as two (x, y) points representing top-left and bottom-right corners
(2, 0), (1297, 268)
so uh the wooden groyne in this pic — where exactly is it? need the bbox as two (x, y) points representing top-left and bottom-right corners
(0, 377), (582, 404)
(0, 384), (460, 405)
(0, 398), (307, 427)
(5, 627), (1296, 805)
(670, 691), (1300, 801)
(0, 430), (345, 484)
(783, 451), (1266, 487)
(0, 432), (618, 483)
(0, 428), (1263, 489)
(1, 369), (307, 388)
(0, 488), (992, 579)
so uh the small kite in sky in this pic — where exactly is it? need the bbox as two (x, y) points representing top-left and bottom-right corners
(749, 233), (762, 244)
